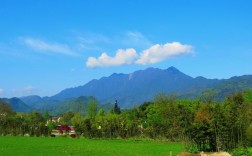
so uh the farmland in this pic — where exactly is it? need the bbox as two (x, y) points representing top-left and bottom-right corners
(0, 136), (183, 156)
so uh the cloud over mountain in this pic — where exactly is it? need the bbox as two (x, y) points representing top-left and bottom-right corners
(86, 42), (193, 67)
(86, 48), (137, 67)
(136, 42), (192, 65)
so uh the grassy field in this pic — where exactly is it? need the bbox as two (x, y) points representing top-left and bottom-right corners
(0, 136), (183, 156)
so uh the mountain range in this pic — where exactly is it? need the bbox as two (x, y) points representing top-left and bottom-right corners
(50, 66), (252, 107)
(1, 66), (252, 113)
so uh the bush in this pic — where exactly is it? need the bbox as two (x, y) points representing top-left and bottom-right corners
(231, 148), (252, 156)
(185, 143), (199, 153)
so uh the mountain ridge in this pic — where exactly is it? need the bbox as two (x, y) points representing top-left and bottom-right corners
(14, 66), (252, 112)
(49, 66), (252, 108)
(0, 97), (33, 112)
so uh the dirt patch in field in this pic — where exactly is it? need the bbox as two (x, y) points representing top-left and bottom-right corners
(177, 152), (200, 156)
(177, 152), (231, 156)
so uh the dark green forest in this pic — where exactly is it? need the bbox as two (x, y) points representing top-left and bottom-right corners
(1, 90), (252, 153)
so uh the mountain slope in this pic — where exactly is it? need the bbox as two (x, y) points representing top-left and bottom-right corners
(210, 75), (252, 99)
(0, 97), (33, 112)
(52, 67), (222, 108)
(20, 95), (58, 111)
(20, 95), (101, 116)
(20, 66), (252, 110)
(50, 96), (97, 116)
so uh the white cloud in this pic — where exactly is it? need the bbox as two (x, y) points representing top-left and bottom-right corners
(85, 41), (193, 67)
(86, 48), (138, 67)
(0, 88), (4, 94)
(22, 38), (79, 56)
(135, 42), (193, 65)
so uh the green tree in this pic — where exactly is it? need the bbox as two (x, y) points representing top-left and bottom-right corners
(113, 100), (121, 114)
(87, 99), (98, 119)
(43, 110), (50, 121)
(190, 103), (216, 151)
(0, 102), (16, 136)
(244, 89), (252, 103)
(71, 112), (85, 136)
(145, 104), (162, 138)
(26, 111), (45, 136)
(199, 90), (218, 104)
(61, 111), (74, 125)
(98, 108), (105, 116)
(0, 101), (16, 116)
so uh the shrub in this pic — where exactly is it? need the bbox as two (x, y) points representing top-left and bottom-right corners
(231, 148), (252, 156)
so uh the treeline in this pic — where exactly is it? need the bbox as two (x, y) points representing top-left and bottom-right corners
(1, 90), (252, 152)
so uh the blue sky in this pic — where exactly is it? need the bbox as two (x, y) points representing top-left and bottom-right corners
(0, 0), (251, 98)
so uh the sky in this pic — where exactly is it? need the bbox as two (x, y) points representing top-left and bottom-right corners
(0, 0), (252, 98)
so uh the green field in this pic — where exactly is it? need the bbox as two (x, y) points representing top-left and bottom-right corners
(0, 136), (183, 156)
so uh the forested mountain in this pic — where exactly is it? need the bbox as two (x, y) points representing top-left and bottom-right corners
(210, 75), (252, 99)
(13, 66), (252, 113)
(20, 95), (58, 111)
(50, 66), (252, 108)
(20, 95), (100, 116)
(0, 97), (32, 112)
(49, 96), (97, 116)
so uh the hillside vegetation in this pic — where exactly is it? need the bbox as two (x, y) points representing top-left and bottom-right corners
(1, 90), (252, 154)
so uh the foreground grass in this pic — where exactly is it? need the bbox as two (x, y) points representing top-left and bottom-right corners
(0, 136), (183, 156)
